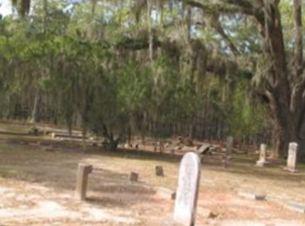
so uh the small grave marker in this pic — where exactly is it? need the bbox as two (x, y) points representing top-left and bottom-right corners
(155, 166), (164, 177)
(224, 136), (233, 168)
(173, 152), (201, 226)
(256, 144), (267, 167)
(197, 143), (211, 156)
(75, 163), (93, 200)
(129, 171), (139, 182)
(285, 142), (298, 173)
(238, 191), (266, 201)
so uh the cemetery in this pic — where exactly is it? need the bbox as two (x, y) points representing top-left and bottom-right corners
(0, 121), (304, 225)
(1, 0), (305, 225)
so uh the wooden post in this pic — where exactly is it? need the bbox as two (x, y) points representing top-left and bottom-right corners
(75, 163), (93, 200)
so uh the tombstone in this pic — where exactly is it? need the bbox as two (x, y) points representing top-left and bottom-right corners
(51, 132), (56, 139)
(165, 142), (171, 148)
(196, 144), (211, 164)
(224, 136), (233, 168)
(171, 191), (176, 200)
(159, 142), (165, 153)
(286, 142), (298, 173)
(75, 163), (93, 200)
(155, 165), (164, 177)
(256, 144), (268, 167)
(153, 143), (158, 152)
(156, 141), (164, 153)
(129, 171), (139, 182)
(197, 143), (211, 155)
(173, 152), (201, 226)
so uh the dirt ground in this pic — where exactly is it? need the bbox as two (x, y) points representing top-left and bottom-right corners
(0, 122), (304, 225)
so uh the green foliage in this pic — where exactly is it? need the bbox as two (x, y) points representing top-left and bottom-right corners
(228, 81), (267, 139)
(0, 0), (271, 146)
(117, 61), (153, 114)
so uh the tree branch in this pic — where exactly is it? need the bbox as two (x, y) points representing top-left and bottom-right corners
(186, 0), (265, 27)
(209, 14), (239, 56)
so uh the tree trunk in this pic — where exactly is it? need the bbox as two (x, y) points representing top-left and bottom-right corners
(261, 1), (292, 158)
(147, 0), (153, 62)
(127, 126), (132, 146)
(68, 120), (72, 136)
(31, 91), (39, 123)
(82, 125), (87, 151)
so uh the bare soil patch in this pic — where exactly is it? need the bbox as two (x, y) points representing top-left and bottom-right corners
(0, 123), (304, 225)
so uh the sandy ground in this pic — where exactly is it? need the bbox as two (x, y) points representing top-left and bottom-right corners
(0, 126), (304, 225)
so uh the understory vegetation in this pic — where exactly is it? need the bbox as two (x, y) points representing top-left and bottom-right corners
(0, 0), (303, 158)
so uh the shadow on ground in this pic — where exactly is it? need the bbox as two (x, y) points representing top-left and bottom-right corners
(0, 142), (158, 208)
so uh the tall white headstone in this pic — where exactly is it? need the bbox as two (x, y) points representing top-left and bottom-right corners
(256, 144), (267, 167)
(173, 152), (201, 226)
(286, 142), (298, 172)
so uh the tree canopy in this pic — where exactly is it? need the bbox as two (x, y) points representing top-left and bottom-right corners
(1, 0), (303, 158)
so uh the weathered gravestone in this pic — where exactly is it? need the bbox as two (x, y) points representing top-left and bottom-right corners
(256, 144), (267, 167)
(197, 143), (211, 155)
(129, 171), (139, 182)
(75, 163), (93, 200)
(285, 142), (298, 173)
(155, 165), (164, 177)
(224, 136), (233, 168)
(173, 152), (201, 226)
(197, 143), (211, 164)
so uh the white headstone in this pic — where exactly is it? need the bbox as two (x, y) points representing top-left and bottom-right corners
(173, 152), (201, 226)
(286, 142), (298, 172)
(256, 144), (267, 167)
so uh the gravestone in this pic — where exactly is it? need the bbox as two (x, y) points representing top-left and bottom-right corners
(197, 143), (211, 155)
(173, 152), (201, 226)
(256, 144), (267, 167)
(155, 166), (164, 177)
(129, 171), (139, 182)
(224, 136), (233, 168)
(75, 163), (93, 200)
(197, 143), (211, 164)
(155, 141), (164, 153)
(286, 142), (298, 173)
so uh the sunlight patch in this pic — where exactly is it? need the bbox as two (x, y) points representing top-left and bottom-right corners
(85, 207), (139, 224)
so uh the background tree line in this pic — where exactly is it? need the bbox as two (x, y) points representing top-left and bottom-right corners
(2, 0), (301, 158)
